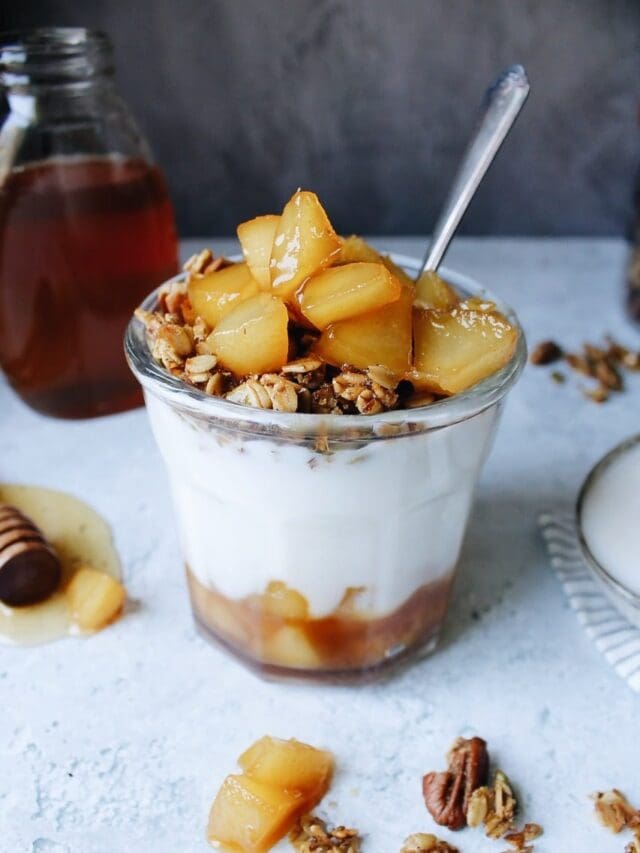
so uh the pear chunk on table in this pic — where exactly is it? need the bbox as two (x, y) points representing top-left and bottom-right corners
(239, 736), (334, 799)
(208, 736), (334, 852)
(208, 773), (301, 853)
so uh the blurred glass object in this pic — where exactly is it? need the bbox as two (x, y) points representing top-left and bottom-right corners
(0, 28), (178, 418)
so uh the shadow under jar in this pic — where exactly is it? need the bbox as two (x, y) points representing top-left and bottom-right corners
(0, 28), (178, 418)
(126, 258), (526, 683)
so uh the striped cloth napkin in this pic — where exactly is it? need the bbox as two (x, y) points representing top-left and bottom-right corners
(539, 510), (640, 693)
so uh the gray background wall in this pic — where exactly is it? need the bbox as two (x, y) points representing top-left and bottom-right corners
(4, 0), (640, 237)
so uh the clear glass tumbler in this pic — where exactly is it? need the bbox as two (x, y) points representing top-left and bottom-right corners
(126, 257), (526, 682)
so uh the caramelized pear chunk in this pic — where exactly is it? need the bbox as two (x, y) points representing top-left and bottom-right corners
(261, 581), (309, 620)
(207, 773), (300, 853)
(315, 282), (413, 379)
(239, 736), (334, 800)
(297, 262), (401, 329)
(338, 234), (383, 264)
(412, 301), (517, 394)
(66, 567), (125, 631)
(187, 262), (258, 328)
(266, 625), (323, 668)
(208, 737), (334, 852)
(339, 236), (416, 289)
(415, 270), (459, 310)
(207, 292), (289, 376)
(270, 190), (341, 301)
(237, 214), (280, 290)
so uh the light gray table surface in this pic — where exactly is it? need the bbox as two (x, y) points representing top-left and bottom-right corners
(1, 237), (638, 853)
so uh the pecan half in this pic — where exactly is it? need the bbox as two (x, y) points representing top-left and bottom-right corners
(423, 737), (489, 830)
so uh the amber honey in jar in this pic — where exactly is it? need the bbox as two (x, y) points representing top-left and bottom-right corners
(0, 29), (178, 418)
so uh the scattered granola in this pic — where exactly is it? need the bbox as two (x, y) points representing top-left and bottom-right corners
(592, 789), (640, 833)
(529, 339), (563, 365)
(424, 738), (543, 851)
(289, 814), (361, 852)
(500, 822), (543, 852)
(400, 832), (459, 852)
(530, 334), (640, 403)
(484, 770), (518, 839)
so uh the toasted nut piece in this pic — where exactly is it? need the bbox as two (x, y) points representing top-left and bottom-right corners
(205, 373), (224, 396)
(406, 390), (436, 408)
(355, 388), (384, 415)
(625, 838), (640, 853)
(423, 737), (489, 830)
(484, 769), (517, 838)
(289, 814), (361, 852)
(523, 823), (543, 841)
(565, 352), (594, 377)
(185, 354), (217, 374)
(466, 786), (492, 827)
(401, 832), (459, 852)
(260, 376), (299, 412)
(66, 567), (125, 632)
(594, 359), (623, 390)
(162, 280), (188, 315)
(157, 323), (193, 357)
(584, 385), (609, 404)
(592, 789), (640, 833)
(530, 340), (563, 365)
(226, 379), (272, 409)
(281, 357), (323, 374)
(367, 363), (398, 389)
(183, 248), (214, 275)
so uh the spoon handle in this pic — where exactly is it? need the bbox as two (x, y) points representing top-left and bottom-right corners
(419, 64), (530, 276)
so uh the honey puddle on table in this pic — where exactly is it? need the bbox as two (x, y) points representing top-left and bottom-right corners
(0, 484), (121, 645)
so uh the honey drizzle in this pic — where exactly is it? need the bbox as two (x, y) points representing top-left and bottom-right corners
(0, 484), (121, 646)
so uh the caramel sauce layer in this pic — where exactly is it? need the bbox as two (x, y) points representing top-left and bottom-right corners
(187, 567), (453, 677)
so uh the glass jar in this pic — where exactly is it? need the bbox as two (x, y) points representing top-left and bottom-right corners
(126, 256), (527, 683)
(0, 28), (178, 418)
(627, 177), (640, 324)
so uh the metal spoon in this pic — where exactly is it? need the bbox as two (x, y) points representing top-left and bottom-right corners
(418, 64), (530, 277)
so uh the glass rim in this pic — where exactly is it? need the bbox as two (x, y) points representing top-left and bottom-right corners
(125, 253), (527, 440)
(0, 28), (113, 82)
(0, 27), (110, 53)
(576, 432), (640, 609)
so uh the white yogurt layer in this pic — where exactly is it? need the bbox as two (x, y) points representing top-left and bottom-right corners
(581, 441), (640, 597)
(145, 394), (501, 617)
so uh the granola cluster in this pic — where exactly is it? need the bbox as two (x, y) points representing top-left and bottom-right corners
(592, 789), (640, 852)
(400, 833), (459, 852)
(289, 814), (362, 852)
(530, 336), (640, 403)
(135, 250), (414, 415)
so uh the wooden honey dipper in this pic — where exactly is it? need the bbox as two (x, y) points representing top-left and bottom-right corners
(0, 504), (61, 606)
